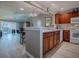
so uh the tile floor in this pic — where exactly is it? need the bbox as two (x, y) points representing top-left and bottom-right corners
(45, 42), (79, 58)
(0, 33), (28, 58)
(1, 33), (79, 58)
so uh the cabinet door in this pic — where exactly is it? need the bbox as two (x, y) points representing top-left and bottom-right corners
(56, 31), (60, 44)
(53, 31), (60, 47)
(71, 12), (78, 17)
(78, 12), (79, 16)
(43, 37), (50, 54)
(53, 32), (57, 46)
(63, 30), (70, 42)
(43, 31), (60, 55)
(59, 14), (70, 24)
(49, 33), (54, 49)
(55, 14), (60, 24)
(55, 32), (58, 45)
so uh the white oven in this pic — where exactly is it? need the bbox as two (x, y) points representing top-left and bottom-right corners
(70, 17), (79, 44)
(70, 29), (79, 44)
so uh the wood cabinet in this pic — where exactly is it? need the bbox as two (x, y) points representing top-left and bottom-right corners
(60, 14), (71, 24)
(55, 13), (71, 24)
(70, 12), (79, 17)
(43, 37), (50, 54)
(53, 32), (57, 47)
(78, 12), (79, 16)
(55, 14), (60, 24)
(49, 32), (54, 49)
(53, 31), (60, 47)
(43, 32), (50, 54)
(71, 12), (78, 17)
(56, 31), (60, 45)
(63, 30), (70, 42)
(55, 12), (79, 24)
(43, 31), (60, 56)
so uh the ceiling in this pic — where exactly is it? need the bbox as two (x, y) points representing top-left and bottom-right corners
(35, 1), (79, 13)
(0, 1), (79, 22)
(0, 1), (45, 22)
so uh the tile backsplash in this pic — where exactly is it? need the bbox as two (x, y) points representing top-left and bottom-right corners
(57, 24), (71, 30)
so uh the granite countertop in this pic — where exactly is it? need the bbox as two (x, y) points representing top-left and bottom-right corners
(41, 29), (62, 32)
(25, 27), (63, 32)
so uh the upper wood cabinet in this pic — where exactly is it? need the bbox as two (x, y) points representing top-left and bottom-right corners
(55, 12), (79, 24)
(78, 12), (79, 16)
(60, 14), (71, 24)
(69, 12), (79, 17)
(55, 13), (71, 24)
(55, 14), (60, 24)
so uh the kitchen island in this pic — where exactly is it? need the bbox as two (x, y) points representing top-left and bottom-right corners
(25, 27), (63, 58)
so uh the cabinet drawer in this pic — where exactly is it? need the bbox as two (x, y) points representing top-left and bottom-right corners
(43, 32), (52, 38)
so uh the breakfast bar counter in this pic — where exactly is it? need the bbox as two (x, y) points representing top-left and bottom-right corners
(25, 27), (63, 58)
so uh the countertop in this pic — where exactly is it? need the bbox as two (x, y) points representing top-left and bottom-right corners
(25, 27), (62, 33)
(41, 29), (62, 33)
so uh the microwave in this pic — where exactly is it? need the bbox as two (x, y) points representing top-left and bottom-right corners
(71, 17), (79, 24)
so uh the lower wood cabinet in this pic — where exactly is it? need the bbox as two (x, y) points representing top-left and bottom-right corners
(43, 31), (60, 56)
(43, 37), (50, 54)
(56, 31), (60, 45)
(53, 31), (60, 47)
(63, 30), (70, 42)
(49, 33), (54, 49)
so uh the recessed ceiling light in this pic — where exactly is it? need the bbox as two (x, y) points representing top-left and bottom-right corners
(60, 8), (64, 11)
(20, 8), (24, 11)
(51, 3), (55, 6)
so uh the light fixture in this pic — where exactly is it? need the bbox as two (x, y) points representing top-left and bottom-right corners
(20, 8), (24, 11)
(60, 8), (64, 11)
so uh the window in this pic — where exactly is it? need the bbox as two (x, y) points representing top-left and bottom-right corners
(45, 17), (52, 27)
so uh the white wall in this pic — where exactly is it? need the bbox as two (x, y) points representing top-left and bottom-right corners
(32, 18), (45, 27)
(31, 15), (46, 27)
(23, 14), (56, 28)
(52, 13), (55, 25)
(52, 13), (57, 28)
(25, 30), (41, 57)
(23, 15), (46, 28)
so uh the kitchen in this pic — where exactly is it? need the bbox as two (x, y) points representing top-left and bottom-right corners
(24, 1), (79, 58)
(0, 1), (79, 58)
